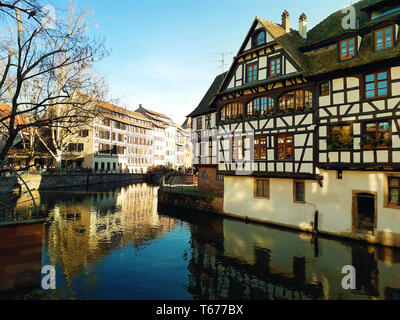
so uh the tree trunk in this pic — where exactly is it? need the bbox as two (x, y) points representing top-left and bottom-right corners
(0, 131), (17, 161)
(55, 153), (62, 169)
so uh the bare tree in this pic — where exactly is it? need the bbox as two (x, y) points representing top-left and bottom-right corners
(0, 1), (108, 161)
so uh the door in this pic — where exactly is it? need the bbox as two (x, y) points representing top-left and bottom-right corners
(353, 192), (376, 235)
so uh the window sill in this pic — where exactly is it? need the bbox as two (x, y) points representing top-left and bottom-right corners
(363, 96), (389, 102)
(339, 56), (356, 62)
(385, 203), (400, 210)
(254, 195), (270, 200)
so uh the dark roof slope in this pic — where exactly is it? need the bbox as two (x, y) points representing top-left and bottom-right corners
(306, 0), (395, 47)
(302, 0), (400, 77)
(187, 72), (227, 118)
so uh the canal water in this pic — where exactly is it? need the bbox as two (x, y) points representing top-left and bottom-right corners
(2, 182), (400, 300)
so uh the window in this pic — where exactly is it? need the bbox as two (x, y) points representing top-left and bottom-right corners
(216, 173), (224, 182)
(255, 179), (270, 198)
(362, 121), (391, 149)
(320, 82), (330, 96)
(365, 71), (388, 98)
(205, 115), (211, 129)
(220, 103), (243, 122)
(209, 139), (213, 164)
(278, 90), (313, 113)
(388, 177), (400, 206)
(247, 63), (258, 83)
(328, 124), (353, 150)
(277, 135), (294, 160)
(202, 171), (208, 180)
(247, 97), (274, 117)
(232, 137), (244, 161)
(255, 31), (266, 47)
(375, 26), (394, 52)
(196, 117), (203, 130)
(68, 143), (84, 152)
(254, 136), (267, 160)
(269, 57), (281, 77)
(294, 181), (305, 203)
(99, 130), (110, 140)
(340, 37), (356, 61)
(79, 130), (89, 137)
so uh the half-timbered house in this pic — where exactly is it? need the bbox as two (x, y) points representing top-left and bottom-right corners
(189, 0), (400, 247)
(188, 72), (226, 192)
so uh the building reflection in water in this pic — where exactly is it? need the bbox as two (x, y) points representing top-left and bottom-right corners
(3, 182), (400, 300)
(159, 205), (400, 300)
(41, 183), (176, 286)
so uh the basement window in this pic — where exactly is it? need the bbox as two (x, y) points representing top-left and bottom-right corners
(294, 181), (305, 203)
(255, 179), (270, 198)
(388, 177), (400, 206)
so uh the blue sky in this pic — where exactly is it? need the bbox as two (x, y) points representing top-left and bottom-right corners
(57, 0), (352, 125)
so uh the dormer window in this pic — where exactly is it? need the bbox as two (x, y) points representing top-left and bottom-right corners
(340, 37), (356, 61)
(375, 26), (394, 52)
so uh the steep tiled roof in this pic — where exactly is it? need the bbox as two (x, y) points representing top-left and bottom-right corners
(257, 18), (307, 70)
(187, 72), (227, 118)
(137, 106), (172, 121)
(96, 101), (153, 129)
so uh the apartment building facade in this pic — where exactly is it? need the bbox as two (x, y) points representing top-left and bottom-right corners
(189, 0), (400, 247)
(137, 105), (191, 169)
(63, 101), (154, 173)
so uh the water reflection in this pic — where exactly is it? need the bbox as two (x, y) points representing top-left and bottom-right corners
(41, 183), (176, 283)
(160, 206), (400, 300)
(2, 182), (400, 300)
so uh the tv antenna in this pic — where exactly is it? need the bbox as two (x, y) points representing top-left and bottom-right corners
(209, 52), (233, 73)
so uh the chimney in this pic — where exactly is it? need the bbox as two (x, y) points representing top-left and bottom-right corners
(282, 10), (290, 33)
(299, 13), (307, 39)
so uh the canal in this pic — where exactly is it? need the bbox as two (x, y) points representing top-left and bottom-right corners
(2, 181), (400, 300)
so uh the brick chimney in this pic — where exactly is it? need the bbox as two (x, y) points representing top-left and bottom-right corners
(299, 13), (307, 39)
(282, 10), (290, 33)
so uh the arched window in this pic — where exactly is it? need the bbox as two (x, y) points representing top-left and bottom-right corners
(278, 90), (313, 113)
(255, 31), (266, 47)
(246, 97), (274, 117)
(202, 171), (208, 180)
(220, 103), (243, 122)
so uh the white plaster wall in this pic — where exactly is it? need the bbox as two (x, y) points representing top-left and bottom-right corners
(224, 170), (400, 236)
(224, 176), (316, 231)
